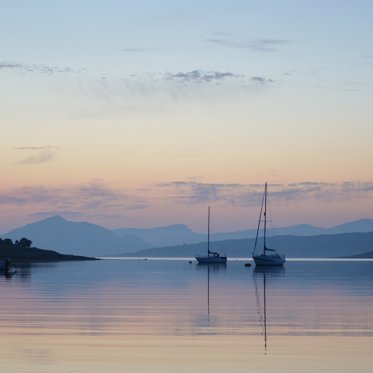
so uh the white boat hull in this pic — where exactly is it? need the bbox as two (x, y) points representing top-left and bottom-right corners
(195, 256), (227, 264)
(253, 254), (285, 267)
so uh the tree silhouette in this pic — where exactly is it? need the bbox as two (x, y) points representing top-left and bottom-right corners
(19, 238), (32, 249)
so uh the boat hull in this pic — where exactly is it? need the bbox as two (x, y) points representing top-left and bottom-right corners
(0, 260), (17, 274)
(253, 254), (285, 267)
(195, 256), (227, 264)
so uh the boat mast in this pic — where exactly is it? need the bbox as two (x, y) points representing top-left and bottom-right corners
(253, 185), (265, 255)
(263, 182), (267, 254)
(207, 206), (210, 256)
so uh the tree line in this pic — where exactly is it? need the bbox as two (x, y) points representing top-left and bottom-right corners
(0, 237), (32, 249)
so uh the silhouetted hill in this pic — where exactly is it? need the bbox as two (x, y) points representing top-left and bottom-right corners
(113, 218), (373, 248)
(344, 250), (373, 258)
(113, 224), (205, 247)
(211, 224), (324, 241)
(328, 219), (373, 234)
(2, 216), (150, 257)
(3, 216), (373, 257)
(0, 238), (95, 262)
(123, 232), (373, 258)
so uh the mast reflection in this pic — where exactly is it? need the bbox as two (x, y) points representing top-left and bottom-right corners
(253, 267), (285, 354)
(196, 263), (226, 326)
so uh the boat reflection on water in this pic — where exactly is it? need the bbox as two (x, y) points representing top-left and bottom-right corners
(206, 264), (226, 318)
(196, 263), (226, 326)
(253, 266), (285, 354)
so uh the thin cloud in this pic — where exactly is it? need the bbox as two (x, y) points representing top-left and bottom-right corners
(250, 76), (274, 85)
(158, 181), (373, 206)
(0, 61), (72, 74)
(70, 69), (275, 111)
(14, 146), (60, 165)
(14, 146), (59, 151)
(206, 37), (292, 52)
(166, 70), (239, 83)
(158, 181), (246, 205)
(0, 182), (147, 212)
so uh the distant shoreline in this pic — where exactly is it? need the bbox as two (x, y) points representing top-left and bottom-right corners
(0, 238), (98, 263)
(6, 255), (99, 263)
(100, 256), (373, 262)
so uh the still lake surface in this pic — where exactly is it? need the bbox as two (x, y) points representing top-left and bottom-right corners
(1, 258), (373, 372)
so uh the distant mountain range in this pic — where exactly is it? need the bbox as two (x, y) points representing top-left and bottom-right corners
(2, 215), (373, 258)
(113, 225), (205, 247)
(1, 215), (150, 257)
(124, 232), (373, 258)
(114, 218), (373, 247)
(347, 250), (373, 258)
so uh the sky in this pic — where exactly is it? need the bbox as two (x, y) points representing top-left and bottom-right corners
(1, 0), (373, 233)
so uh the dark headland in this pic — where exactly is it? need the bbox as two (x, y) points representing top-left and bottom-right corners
(0, 237), (97, 262)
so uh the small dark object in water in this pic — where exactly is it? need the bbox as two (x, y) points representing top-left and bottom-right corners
(188, 261), (192, 264)
(244, 262), (252, 267)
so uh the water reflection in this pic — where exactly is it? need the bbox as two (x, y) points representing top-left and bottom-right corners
(0, 262), (58, 282)
(253, 267), (285, 354)
(1, 260), (373, 372)
(195, 262), (226, 329)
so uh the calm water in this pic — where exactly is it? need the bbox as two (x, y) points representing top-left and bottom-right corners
(1, 259), (373, 372)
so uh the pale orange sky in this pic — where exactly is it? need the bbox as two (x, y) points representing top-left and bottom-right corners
(1, 1), (373, 232)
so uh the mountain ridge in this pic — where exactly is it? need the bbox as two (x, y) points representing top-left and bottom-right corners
(2, 215), (373, 258)
(122, 231), (373, 258)
(114, 218), (373, 246)
(1, 215), (150, 256)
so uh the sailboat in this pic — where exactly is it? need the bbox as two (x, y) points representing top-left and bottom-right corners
(195, 206), (227, 264)
(252, 183), (285, 266)
(0, 259), (17, 275)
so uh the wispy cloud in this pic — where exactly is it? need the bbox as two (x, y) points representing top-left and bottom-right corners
(15, 146), (59, 151)
(5, 180), (371, 209)
(0, 61), (72, 74)
(70, 69), (275, 113)
(14, 146), (59, 165)
(158, 181), (373, 206)
(158, 181), (251, 205)
(0, 181), (147, 212)
(165, 70), (274, 87)
(206, 36), (292, 52)
(166, 70), (239, 83)
(250, 76), (274, 85)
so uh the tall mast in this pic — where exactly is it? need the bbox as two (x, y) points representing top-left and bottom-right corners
(263, 182), (267, 254)
(253, 185), (265, 255)
(207, 206), (210, 255)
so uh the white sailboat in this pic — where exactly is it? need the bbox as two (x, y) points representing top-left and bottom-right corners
(195, 206), (227, 264)
(252, 183), (285, 266)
